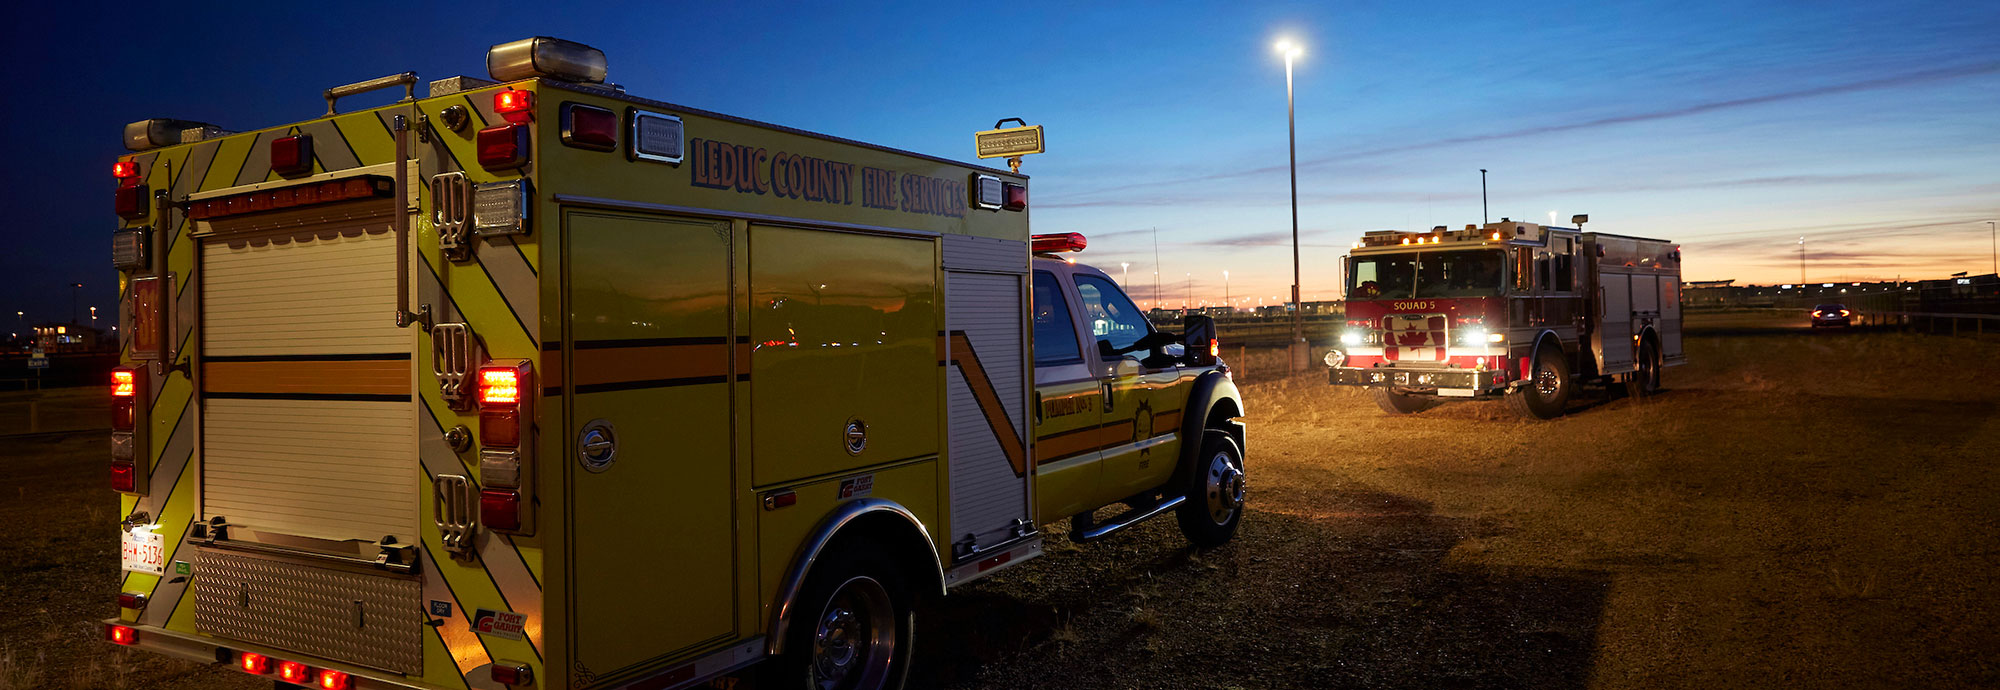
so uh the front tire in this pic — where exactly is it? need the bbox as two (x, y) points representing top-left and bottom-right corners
(1176, 431), (1245, 547)
(765, 543), (915, 690)
(1371, 387), (1438, 415)
(1508, 343), (1572, 419)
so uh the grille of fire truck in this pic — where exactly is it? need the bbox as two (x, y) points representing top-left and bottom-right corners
(1382, 314), (1449, 362)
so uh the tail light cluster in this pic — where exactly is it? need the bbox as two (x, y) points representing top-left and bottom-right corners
(477, 361), (536, 534)
(114, 158), (149, 220)
(226, 649), (349, 689)
(111, 368), (144, 494)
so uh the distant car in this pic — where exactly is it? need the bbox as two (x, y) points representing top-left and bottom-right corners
(1810, 303), (1852, 328)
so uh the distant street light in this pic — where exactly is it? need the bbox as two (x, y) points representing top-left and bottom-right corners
(1121, 262), (1130, 289)
(1223, 270), (1230, 313)
(70, 282), (83, 324)
(90, 306), (98, 323)
(1276, 37), (1305, 371)
(1798, 236), (1806, 284)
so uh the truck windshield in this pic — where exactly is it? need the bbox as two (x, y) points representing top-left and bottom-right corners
(1349, 250), (1505, 299)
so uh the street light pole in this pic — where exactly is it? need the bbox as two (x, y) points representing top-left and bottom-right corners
(1798, 236), (1805, 284)
(1223, 270), (1230, 313)
(1278, 39), (1304, 371)
(70, 283), (83, 324)
(1480, 169), (1489, 225)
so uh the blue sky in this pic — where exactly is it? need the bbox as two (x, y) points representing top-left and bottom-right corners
(4, 0), (1996, 322)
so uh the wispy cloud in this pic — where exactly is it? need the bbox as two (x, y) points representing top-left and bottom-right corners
(1044, 61), (2000, 202)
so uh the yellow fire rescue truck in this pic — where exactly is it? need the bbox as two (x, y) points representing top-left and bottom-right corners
(1326, 218), (1684, 418)
(104, 37), (1245, 690)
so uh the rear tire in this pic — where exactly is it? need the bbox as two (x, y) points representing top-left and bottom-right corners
(764, 543), (915, 690)
(1507, 343), (1572, 419)
(1176, 431), (1245, 548)
(1371, 387), (1438, 415)
(1625, 339), (1661, 398)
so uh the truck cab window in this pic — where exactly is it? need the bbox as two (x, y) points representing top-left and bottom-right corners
(1033, 271), (1083, 366)
(1073, 274), (1152, 355)
(1513, 248), (1534, 293)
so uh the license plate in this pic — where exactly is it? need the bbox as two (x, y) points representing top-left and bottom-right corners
(121, 528), (167, 576)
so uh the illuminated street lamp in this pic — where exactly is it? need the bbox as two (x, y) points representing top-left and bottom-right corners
(1798, 236), (1806, 284)
(1276, 38), (1305, 370)
(1121, 262), (1130, 288)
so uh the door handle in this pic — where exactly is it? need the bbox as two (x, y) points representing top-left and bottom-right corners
(1101, 381), (1114, 413)
(1033, 391), (1043, 424)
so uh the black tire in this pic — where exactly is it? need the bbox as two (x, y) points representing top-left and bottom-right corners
(1175, 431), (1245, 548)
(1371, 387), (1438, 415)
(763, 542), (915, 690)
(1507, 343), (1572, 419)
(1625, 339), (1661, 398)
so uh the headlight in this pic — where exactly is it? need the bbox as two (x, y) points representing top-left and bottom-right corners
(1323, 350), (1347, 368)
(1340, 331), (1362, 346)
(1459, 329), (1486, 345)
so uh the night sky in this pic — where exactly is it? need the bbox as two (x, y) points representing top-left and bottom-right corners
(4, 0), (1995, 323)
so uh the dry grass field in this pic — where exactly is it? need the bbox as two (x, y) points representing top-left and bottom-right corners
(3, 323), (1995, 689)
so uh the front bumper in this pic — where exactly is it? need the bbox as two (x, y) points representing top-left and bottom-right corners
(1329, 367), (1510, 397)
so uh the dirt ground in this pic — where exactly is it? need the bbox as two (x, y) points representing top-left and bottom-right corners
(3, 324), (1997, 689)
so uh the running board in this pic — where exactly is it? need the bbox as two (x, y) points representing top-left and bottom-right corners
(1070, 495), (1185, 543)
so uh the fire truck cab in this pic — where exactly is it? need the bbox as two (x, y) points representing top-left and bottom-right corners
(1327, 219), (1684, 419)
(103, 36), (1243, 690)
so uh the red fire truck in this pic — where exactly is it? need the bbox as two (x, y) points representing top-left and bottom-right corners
(1326, 218), (1684, 419)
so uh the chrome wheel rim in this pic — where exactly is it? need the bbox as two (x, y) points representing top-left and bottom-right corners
(1203, 450), (1245, 525)
(812, 576), (894, 690)
(1535, 364), (1560, 397)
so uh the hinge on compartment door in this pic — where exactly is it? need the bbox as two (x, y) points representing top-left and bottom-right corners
(431, 323), (483, 410)
(433, 474), (479, 558)
(432, 172), (471, 261)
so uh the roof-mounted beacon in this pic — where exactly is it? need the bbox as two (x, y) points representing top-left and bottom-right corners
(486, 37), (608, 84)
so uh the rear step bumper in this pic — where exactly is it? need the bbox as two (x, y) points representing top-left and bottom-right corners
(100, 620), (423, 690)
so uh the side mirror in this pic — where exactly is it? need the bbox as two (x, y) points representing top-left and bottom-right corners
(1182, 315), (1218, 367)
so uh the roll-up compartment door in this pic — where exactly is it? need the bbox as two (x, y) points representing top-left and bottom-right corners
(197, 200), (417, 545)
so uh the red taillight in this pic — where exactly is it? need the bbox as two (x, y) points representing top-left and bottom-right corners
(480, 368), (520, 406)
(495, 89), (535, 122)
(1030, 232), (1086, 253)
(478, 363), (531, 448)
(105, 624), (136, 646)
(560, 102), (617, 151)
(316, 669), (351, 690)
(1209, 338), (1219, 358)
(278, 661), (310, 684)
(115, 184), (149, 219)
(481, 489), (522, 531)
(1840, 309), (1851, 317)
(117, 591), (147, 609)
(271, 135), (314, 177)
(112, 368), (138, 431)
(481, 408), (521, 447)
(111, 463), (136, 493)
(477, 123), (531, 171)
(238, 652), (270, 675)
(491, 661), (534, 686)
(113, 161), (140, 180)
(1002, 181), (1028, 211)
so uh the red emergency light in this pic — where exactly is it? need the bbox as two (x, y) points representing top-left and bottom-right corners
(270, 135), (314, 177)
(477, 123), (531, 171)
(560, 102), (617, 151)
(1002, 181), (1028, 211)
(115, 184), (150, 220)
(104, 624), (136, 646)
(495, 88), (535, 123)
(278, 661), (311, 684)
(1031, 232), (1086, 254)
(113, 161), (140, 180)
(238, 652), (271, 675)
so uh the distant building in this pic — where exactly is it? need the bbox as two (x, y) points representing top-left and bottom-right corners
(32, 323), (102, 353)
